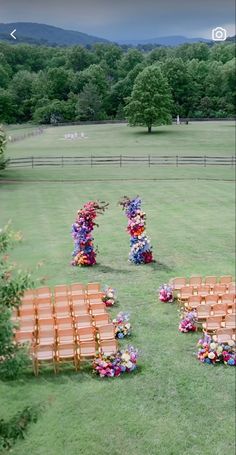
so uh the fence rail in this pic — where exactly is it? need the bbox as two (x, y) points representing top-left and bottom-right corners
(7, 155), (236, 168)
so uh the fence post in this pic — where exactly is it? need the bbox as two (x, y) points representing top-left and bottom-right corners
(91, 155), (93, 167)
(176, 156), (178, 167)
(120, 155), (122, 167)
(61, 156), (64, 167)
(232, 156), (234, 168)
(204, 155), (206, 167)
(32, 156), (34, 168)
(148, 155), (150, 167)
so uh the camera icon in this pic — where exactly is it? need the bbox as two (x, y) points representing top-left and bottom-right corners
(212, 27), (227, 41)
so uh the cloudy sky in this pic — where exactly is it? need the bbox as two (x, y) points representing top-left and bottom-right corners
(0, 0), (235, 40)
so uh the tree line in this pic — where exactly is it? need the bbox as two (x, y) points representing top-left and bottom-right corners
(0, 41), (235, 124)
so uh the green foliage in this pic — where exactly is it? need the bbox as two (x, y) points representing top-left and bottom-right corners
(0, 406), (39, 451)
(0, 224), (33, 379)
(125, 65), (173, 132)
(77, 81), (105, 121)
(0, 126), (8, 171)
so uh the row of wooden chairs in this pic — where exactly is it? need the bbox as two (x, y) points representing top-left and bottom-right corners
(212, 328), (235, 344)
(197, 310), (235, 327)
(31, 338), (118, 376)
(178, 284), (235, 300)
(22, 283), (101, 303)
(171, 276), (234, 291)
(185, 294), (236, 311)
(202, 316), (236, 333)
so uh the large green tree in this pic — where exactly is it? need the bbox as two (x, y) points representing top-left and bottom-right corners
(125, 65), (172, 133)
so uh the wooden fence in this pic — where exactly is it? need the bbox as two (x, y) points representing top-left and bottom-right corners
(7, 155), (235, 168)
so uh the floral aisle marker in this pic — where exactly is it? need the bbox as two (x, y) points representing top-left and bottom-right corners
(119, 196), (154, 264)
(159, 284), (173, 303)
(179, 310), (197, 333)
(112, 312), (131, 339)
(71, 201), (109, 266)
(102, 285), (117, 307)
(197, 334), (235, 366)
(93, 346), (138, 378)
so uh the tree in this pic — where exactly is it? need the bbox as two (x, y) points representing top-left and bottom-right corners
(77, 81), (105, 121)
(0, 125), (9, 171)
(125, 65), (173, 133)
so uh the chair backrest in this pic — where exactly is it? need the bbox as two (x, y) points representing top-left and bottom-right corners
(57, 343), (76, 358)
(77, 326), (95, 342)
(188, 295), (202, 306)
(180, 286), (193, 297)
(205, 276), (217, 286)
(70, 283), (85, 293)
(87, 293), (103, 304)
(99, 339), (117, 355)
(225, 314), (236, 328)
(74, 314), (92, 328)
(72, 304), (89, 317)
(54, 285), (68, 297)
(54, 295), (70, 304)
(98, 324), (115, 340)
(38, 328), (56, 344)
(79, 340), (97, 357)
(197, 285), (210, 296)
(171, 277), (186, 290)
(216, 328), (233, 337)
(212, 303), (227, 316)
(38, 317), (55, 330)
(205, 294), (219, 305)
(19, 307), (35, 318)
(15, 331), (33, 344)
(71, 295), (86, 305)
(93, 313), (110, 327)
(19, 318), (36, 331)
(57, 328), (74, 344)
(90, 304), (107, 315)
(221, 293), (235, 305)
(205, 316), (222, 330)
(36, 287), (52, 298)
(87, 283), (101, 294)
(213, 284), (227, 295)
(228, 283), (236, 293)
(37, 307), (54, 318)
(196, 304), (211, 317)
(220, 275), (232, 285)
(34, 343), (55, 360)
(55, 316), (74, 329)
(189, 276), (202, 287)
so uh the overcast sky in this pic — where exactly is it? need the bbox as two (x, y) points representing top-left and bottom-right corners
(0, 0), (235, 40)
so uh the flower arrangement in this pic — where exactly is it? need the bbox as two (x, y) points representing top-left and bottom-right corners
(93, 346), (138, 378)
(159, 284), (173, 303)
(179, 310), (197, 333)
(119, 196), (154, 264)
(71, 201), (108, 266)
(197, 335), (235, 366)
(101, 285), (117, 307)
(112, 312), (131, 338)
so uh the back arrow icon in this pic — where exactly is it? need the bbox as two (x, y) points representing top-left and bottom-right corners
(10, 29), (16, 39)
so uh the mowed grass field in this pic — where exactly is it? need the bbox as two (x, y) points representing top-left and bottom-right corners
(0, 122), (235, 455)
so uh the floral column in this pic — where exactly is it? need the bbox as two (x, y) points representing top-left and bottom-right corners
(71, 201), (108, 266)
(119, 196), (154, 264)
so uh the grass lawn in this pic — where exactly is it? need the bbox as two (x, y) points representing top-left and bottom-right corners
(0, 122), (235, 455)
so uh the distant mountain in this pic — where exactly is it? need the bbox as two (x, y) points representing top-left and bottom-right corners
(0, 22), (109, 46)
(118, 35), (211, 46)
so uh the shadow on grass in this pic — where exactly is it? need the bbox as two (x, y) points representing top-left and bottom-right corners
(132, 129), (176, 136)
(95, 264), (133, 274)
(148, 260), (173, 272)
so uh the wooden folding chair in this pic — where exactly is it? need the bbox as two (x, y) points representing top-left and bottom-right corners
(71, 294), (86, 306)
(99, 339), (118, 356)
(19, 307), (35, 319)
(15, 330), (34, 345)
(228, 302), (236, 314)
(97, 324), (115, 341)
(37, 328), (56, 345)
(93, 313), (110, 328)
(57, 327), (75, 344)
(54, 285), (68, 298)
(74, 314), (93, 329)
(196, 285), (210, 297)
(77, 326), (95, 343)
(178, 286), (193, 301)
(37, 317), (55, 330)
(70, 283), (85, 297)
(37, 306), (54, 319)
(205, 276), (217, 288)
(72, 303), (89, 317)
(228, 283), (236, 294)
(87, 293), (103, 305)
(21, 297), (35, 308)
(196, 304), (212, 322)
(36, 287), (52, 298)
(87, 283), (101, 294)
(32, 343), (56, 376)
(212, 303), (227, 318)
(56, 343), (79, 371)
(170, 277), (186, 291)
(213, 328), (234, 344)
(213, 284), (227, 297)
(224, 314), (236, 330)
(55, 316), (74, 330)
(19, 318), (36, 333)
(78, 341), (97, 362)
(189, 276), (202, 288)
(202, 316), (223, 333)
(90, 303), (107, 316)
(221, 293), (235, 306)
(185, 295), (201, 310)
(220, 275), (232, 285)
(205, 294), (219, 306)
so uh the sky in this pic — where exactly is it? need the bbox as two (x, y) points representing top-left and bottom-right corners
(0, 0), (235, 41)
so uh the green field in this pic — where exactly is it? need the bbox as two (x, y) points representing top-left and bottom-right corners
(0, 122), (235, 455)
